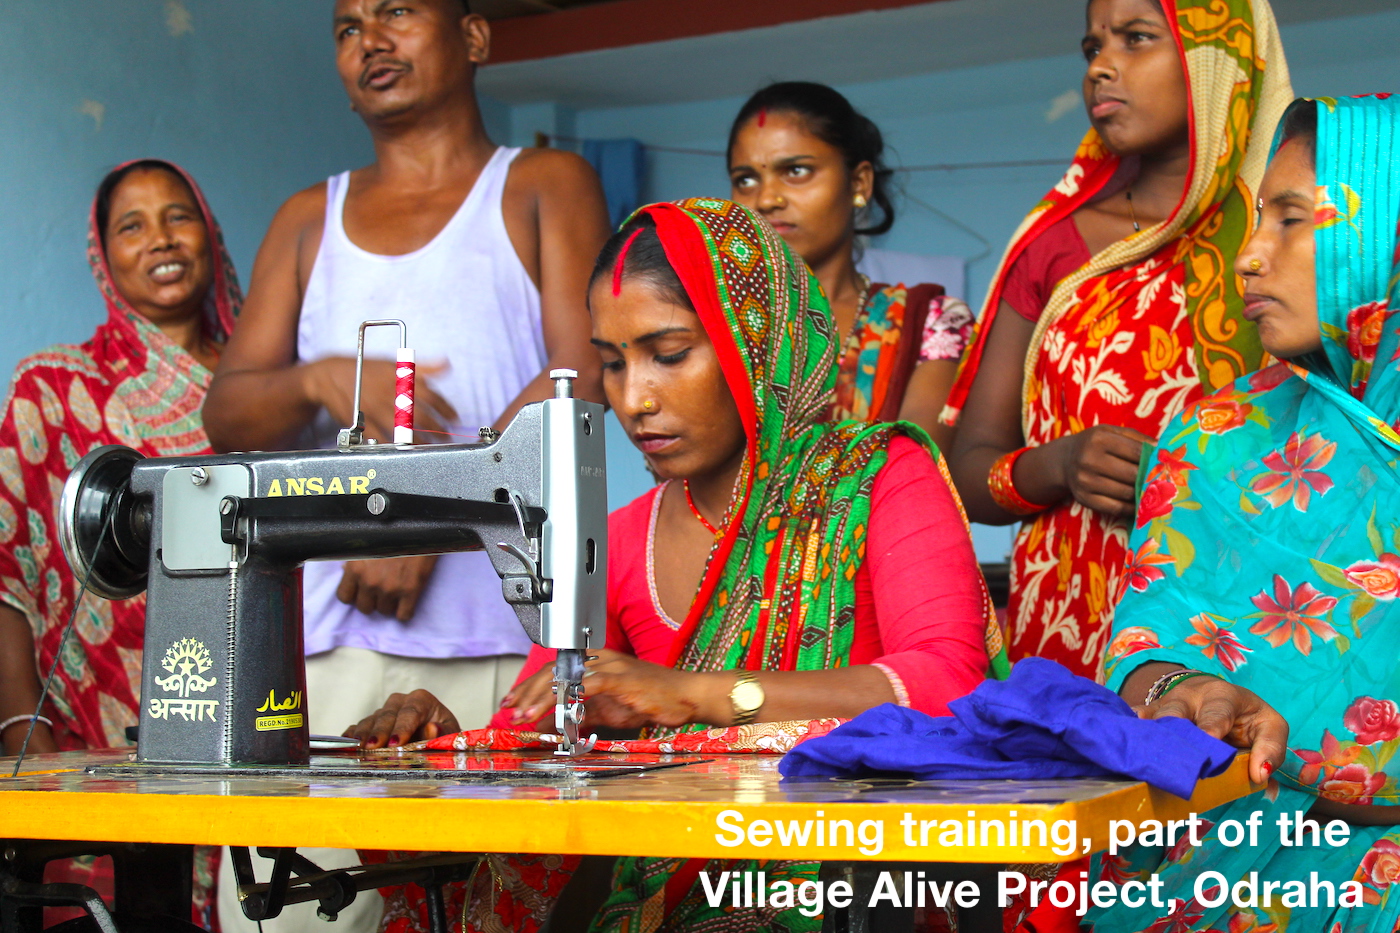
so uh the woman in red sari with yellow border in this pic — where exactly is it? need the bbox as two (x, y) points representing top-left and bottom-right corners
(944, 0), (1292, 678)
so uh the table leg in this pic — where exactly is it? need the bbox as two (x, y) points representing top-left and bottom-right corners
(230, 848), (481, 923)
(820, 862), (915, 933)
(111, 843), (194, 918)
(0, 870), (118, 933)
(0, 839), (195, 932)
(424, 881), (448, 933)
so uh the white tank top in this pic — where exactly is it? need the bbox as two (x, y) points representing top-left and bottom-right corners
(297, 146), (538, 660)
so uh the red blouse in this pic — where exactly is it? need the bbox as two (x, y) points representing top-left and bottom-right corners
(1001, 214), (1091, 322)
(488, 437), (988, 728)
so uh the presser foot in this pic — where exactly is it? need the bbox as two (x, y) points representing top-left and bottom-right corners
(551, 650), (596, 756)
(553, 690), (597, 756)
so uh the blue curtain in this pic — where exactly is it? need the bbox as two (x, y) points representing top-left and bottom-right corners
(582, 138), (647, 228)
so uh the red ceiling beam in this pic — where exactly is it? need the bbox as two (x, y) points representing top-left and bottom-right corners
(488, 0), (946, 65)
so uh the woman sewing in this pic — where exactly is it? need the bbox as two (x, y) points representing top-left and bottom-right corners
(0, 159), (239, 924)
(348, 198), (1002, 932)
(944, 0), (1293, 678)
(726, 81), (973, 449)
(1091, 93), (1400, 933)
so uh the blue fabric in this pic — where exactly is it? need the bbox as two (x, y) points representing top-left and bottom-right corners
(582, 138), (646, 228)
(779, 658), (1235, 799)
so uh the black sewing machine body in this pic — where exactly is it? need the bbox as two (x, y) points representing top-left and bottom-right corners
(60, 392), (607, 766)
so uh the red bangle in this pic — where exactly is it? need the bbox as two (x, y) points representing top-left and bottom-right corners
(989, 447), (1049, 516)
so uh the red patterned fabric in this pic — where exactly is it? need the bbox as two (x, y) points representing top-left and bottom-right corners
(942, 0), (1291, 678)
(410, 719), (841, 754)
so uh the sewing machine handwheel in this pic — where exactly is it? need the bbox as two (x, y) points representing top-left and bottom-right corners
(59, 444), (149, 599)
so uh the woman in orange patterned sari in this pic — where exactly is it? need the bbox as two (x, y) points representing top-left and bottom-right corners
(944, 0), (1292, 678)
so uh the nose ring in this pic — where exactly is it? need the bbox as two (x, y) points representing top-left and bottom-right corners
(643, 400), (655, 410)
(1249, 259), (1262, 272)
(773, 196), (787, 208)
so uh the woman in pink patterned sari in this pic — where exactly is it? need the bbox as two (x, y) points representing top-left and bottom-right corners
(0, 159), (239, 924)
(727, 82), (974, 451)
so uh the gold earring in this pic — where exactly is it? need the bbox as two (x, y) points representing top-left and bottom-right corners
(1249, 259), (1262, 272)
(854, 194), (868, 208)
(642, 400), (655, 410)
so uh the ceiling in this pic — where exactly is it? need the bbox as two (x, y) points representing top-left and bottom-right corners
(477, 0), (1400, 109)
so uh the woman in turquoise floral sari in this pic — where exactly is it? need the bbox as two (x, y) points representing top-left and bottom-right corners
(1093, 93), (1400, 933)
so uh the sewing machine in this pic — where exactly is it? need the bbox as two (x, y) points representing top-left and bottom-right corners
(57, 321), (607, 765)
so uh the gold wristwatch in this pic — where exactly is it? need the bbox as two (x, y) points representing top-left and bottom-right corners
(730, 671), (765, 726)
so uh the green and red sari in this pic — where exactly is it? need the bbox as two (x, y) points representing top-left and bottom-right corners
(374, 199), (1002, 933)
(589, 200), (1001, 931)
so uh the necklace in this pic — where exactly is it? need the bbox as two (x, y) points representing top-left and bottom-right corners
(1125, 189), (1141, 233)
(683, 480), (723, 537)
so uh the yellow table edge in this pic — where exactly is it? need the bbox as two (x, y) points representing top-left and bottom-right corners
(0, 755), (1254, 863)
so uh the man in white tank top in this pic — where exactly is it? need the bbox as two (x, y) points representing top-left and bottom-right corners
(203, 3), (609, 928)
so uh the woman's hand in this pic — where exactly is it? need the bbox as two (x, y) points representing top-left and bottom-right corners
(344, 689), (460, 749)
(500, 664), (559, 727)
(0, 719), (58, 757)
(0, 605), (60, 756)
(1054, 425), (1153, 519)
(1141, 675), (1288, 786)
(580, 649), (719, 729)
(501, 650), (719, 730)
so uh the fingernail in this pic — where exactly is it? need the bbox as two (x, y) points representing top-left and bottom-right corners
(1261, 761), (1274, 776)
(389, 735), (401, 747)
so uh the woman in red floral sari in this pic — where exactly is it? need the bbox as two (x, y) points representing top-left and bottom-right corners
(944, 0), (1292, 678)
(0, 159), (239, 924)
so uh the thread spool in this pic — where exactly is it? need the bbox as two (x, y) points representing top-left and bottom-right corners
(394, 347), (415, 445)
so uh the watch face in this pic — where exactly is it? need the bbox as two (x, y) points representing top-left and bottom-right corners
(734, 680), (765, 712)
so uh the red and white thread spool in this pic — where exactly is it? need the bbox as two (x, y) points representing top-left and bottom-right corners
(394, 347), (415, 445)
